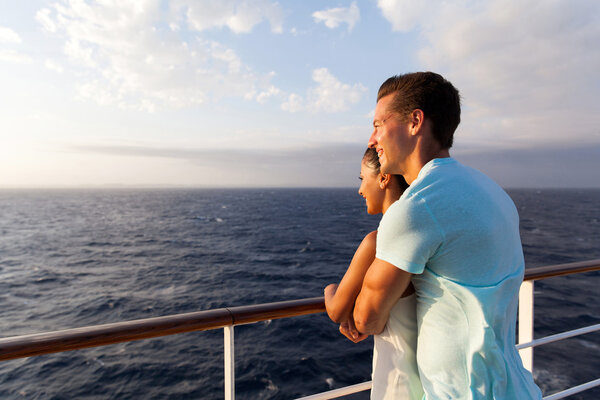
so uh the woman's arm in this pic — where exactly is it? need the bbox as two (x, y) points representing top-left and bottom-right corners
(324, 230), (377, 324)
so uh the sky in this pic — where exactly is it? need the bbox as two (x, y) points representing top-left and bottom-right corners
(1, 0), (599, 189)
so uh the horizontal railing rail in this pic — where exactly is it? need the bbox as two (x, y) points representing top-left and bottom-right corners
(522, 259), (600, 280)
(2, 259), (598, 362)
(0, 297), (324, 361)
(1, 259), (599, 399)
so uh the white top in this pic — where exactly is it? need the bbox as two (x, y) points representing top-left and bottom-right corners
(371, 293), (423, 400)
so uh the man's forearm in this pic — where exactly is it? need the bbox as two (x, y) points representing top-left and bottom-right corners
(353, 292), (388, 335)
(352, 258), (412, 335)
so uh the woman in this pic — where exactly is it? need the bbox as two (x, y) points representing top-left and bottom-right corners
(324, 148), (423, 400)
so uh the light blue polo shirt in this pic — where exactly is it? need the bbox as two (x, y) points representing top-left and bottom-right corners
(377, 158), (542, 399)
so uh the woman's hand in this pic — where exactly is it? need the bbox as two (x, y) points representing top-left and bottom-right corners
(326, 283), (368, 342)
(339, 317), (369, 343)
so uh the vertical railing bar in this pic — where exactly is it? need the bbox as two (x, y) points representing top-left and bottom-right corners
(224, 325), (235, 400)
(518, 280), (534, 372)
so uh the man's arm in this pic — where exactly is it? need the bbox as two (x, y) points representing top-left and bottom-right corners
(353, 257), (412, 335)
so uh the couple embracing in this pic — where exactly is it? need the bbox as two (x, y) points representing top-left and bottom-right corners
(324, 72), (542, 399)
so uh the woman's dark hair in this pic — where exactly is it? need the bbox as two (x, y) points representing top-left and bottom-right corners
(363, 148), (409, 191)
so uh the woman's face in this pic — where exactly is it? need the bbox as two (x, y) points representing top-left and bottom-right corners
(358, 160), (385, 215)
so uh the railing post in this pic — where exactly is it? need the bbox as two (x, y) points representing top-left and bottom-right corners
(224, 325), (235, 400)
(518, 280), (534, 372)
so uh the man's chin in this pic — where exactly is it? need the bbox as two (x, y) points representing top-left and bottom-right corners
(380, 163), (394, 175)
(381, 161), (402, 176)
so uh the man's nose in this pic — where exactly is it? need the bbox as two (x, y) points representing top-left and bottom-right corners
(368, 128), (377, 148)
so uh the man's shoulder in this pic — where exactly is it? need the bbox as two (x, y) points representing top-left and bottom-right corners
(412, 158), (506, 202)
(385, 190), (427, 219)
(379, 189), (440, 236)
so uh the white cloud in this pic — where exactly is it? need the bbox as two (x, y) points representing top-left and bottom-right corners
(281, 93), (303, 112)
(377, 0), (438, 32)
(313, 2), (360, 32)
(179, 0), (283, 34)
(35, 1), (279, 111)
(255, 85), (281, 104)
(377, 0), (600, 148)
(281, 68), (367, 113)
(35, 8), (57, 33)
(45, 59), (64, 73)
(0, 26), (30, 64)
(0, 50), (32, 64)
(307, 68), (366, 112)
(0, 27), (22, 44)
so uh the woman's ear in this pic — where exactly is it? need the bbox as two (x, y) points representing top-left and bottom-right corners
(379, 173), (391, 189)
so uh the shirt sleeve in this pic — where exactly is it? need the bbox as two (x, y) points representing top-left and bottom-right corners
(376, 195), (444, 274)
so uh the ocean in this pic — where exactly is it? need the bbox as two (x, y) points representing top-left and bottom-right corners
(0, 188), (599, 399)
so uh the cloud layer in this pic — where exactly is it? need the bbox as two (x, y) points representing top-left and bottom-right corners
(72, 141), (600, 188)
(378, 0), (600, 149)
(35, 0), (281, 111)
(0, 25), (31, 63)
(180, 0), (283, 33)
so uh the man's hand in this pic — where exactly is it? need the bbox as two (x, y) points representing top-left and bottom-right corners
(339, 317), (369, 343)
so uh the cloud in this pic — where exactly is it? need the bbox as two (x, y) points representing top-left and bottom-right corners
(177, 0), (283, 34)
(377, 0), (600, 148)
(45, 59), (64, 73)
(255, 85), (281, 104)
(0, 26), (31, 64)
(282, 68), (367, 113)
(71, 142), (367, 187)
(281, 93), (303, 113)
(313, 2), (360, 32)
(35, 8), (57, 33)
(308, 68), (366, 112)
(377, 0), (438, 32)
(454, 144), (600, 188)
(0, 50), (32, 64)
(0, 27), (22, 44)
(70, 141), (600, 188)
(35, 1), (279, 111)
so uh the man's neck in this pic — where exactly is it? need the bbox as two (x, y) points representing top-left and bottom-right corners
(404, 148), (450, 185)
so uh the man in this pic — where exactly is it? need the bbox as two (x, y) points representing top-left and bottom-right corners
(352, 72), (542, 399)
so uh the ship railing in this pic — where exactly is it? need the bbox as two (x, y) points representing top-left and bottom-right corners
(0, 260), (599, 399)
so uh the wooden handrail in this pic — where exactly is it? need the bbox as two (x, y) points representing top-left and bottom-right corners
(1, 260), (598, 362)
(0, 297), (324, 361)
(523, 259), (600, 281)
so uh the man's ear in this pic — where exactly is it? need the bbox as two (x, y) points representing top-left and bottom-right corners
(410, 109), (424, 135)
(379, 173), (391, 189)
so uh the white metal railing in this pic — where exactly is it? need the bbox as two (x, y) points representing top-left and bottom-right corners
(295, 381), (373, 400)
(1, 260), (599, 399)
(288, 262), (600, 399)
(255, 277), (600, 400)
(516, 279), (600, 400)
(224, 326), (235, 400)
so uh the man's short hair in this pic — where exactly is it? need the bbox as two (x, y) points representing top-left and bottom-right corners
(377, 72), (461, 149)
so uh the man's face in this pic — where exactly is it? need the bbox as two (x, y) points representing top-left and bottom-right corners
(368, 94), (412, 175)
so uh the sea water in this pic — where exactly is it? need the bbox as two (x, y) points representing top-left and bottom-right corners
(0, 188), (599, 399)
